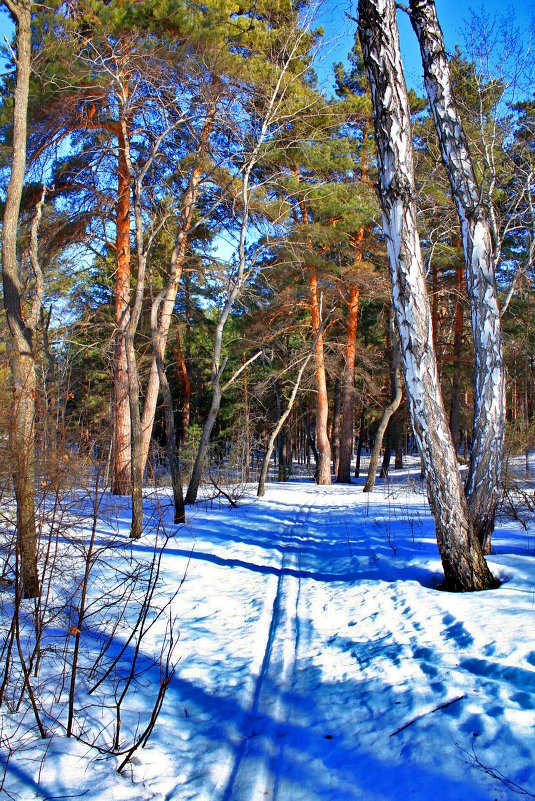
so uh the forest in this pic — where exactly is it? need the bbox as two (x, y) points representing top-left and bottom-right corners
(0, 0), (534, 798)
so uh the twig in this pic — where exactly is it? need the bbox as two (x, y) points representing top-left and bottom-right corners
(458, 742), (535, 798)
(390, 695), (465, 736)
(207, 473), (238, 508)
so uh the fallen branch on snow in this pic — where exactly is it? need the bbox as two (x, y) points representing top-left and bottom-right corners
(390, 695), (465, 736)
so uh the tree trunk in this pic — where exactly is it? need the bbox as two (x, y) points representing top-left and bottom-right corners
(125, 332), (144, 538)
(309, 270), (332, 484)
(409, 0), (506, 554)
(331, 378), (341, 476)
(258, 333), (319, 497)
(337, 286), (360, 483)
(449, 256), (464, 451)
(355, 403), (365, 477)
(1, 1), (39, 598)
(241, 351), (251, 481)
(358, 0), (495, 590)
(176, 328), (190, 447)
(185, 382), (222, 505)
(278, 428), (290, 481)
(155, 351), (185, 525)
(379, 445), (392, 478)
(112, 139), (132, 496)
(363, 311), (402, 492)
(394, 426), (404, 469)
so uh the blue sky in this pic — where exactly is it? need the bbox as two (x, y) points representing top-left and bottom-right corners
(1, 0), (533, 93)
(314, 0), (534, 95)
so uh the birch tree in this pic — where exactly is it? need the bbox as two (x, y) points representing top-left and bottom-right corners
(357, 0), (496, 590)
(408, 0), (506, 553)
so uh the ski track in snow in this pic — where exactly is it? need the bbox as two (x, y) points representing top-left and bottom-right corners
(216, 494), (318, 801)
(154, 481), (534, 801)
(2, 470), (535, 801)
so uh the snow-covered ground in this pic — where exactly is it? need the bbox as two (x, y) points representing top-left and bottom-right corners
(1, 460), (534, 800)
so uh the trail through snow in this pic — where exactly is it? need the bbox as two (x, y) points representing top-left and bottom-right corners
(2, 468), (534, 801)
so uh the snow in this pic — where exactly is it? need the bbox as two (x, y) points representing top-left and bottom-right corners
(1, 459), (534, 801)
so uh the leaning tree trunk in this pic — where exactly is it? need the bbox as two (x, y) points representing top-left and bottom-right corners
(358, 0), (495, 590)
(337, 286), (360, 483)
(258, 328), (322, 497)
(1, 0), (40, 598)
(409, 0), (506, 554)
(309, 270), (332, 485)
(363, 309), (402, 492)
(140, 104), (216, 474)
(185, 372), (222, 506)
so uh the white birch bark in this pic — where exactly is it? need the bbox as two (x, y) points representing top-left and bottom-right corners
(409, 0), (505, 552)
(358, 0), (495, 590)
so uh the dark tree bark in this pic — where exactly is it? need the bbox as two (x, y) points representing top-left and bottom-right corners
(379, 445), (392, 478)
(363, 310), (402, 492)
(176, 329), (191, 448)
(394, 426), (404, 469)
(1, 0), (40, 598)
(409, 0), (506, 554)
(358, 0), (495, 590)
(151, 321), (185, 525)
(354, 404), (366, 477)
(331, 377), (341, 476)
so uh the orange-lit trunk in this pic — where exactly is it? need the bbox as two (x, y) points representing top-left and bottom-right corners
(309, 270), (331, 485)
(112, 133), (132, 495)
(337, 284), (360, 483)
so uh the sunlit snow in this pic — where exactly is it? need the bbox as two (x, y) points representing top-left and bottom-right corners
(1, 457), (534, 801)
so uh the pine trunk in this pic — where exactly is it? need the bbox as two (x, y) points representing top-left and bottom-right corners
(355, 404), (365, 477)
(112, 141), (132, 496)
(358, 0), (495, 590)
(337, 286), (360, 483)
(331, 378), (341, 476)
(409, 0), (505, 553)
(1, 2), (39, 598)
(309, 271), (332, 485)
